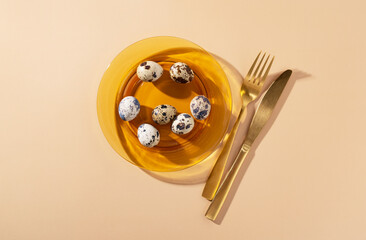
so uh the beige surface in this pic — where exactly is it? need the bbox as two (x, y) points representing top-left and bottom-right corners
(1, 0), (366, 239)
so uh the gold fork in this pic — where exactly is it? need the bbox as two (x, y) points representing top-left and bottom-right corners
(202, 52), (274, 200)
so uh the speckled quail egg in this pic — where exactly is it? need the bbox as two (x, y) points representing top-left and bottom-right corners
(136, 61), (163, 82)
(190, 95), (211, 120)
(118, 96), (140, 121)
(152, 104), (177, 125)
(137, 124), (160, 148)
(169, 62), (194, 84)
(171, 113), (195, 135)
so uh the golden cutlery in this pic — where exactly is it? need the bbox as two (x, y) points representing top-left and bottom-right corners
(205, 70), (293, 221)
(202, 52), (274, 200)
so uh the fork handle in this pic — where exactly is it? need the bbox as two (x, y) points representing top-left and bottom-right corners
(202, 107), (248, 200)
(205, 145), (250, 221)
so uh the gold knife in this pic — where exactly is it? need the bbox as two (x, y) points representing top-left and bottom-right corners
(205, 69), (292, 221)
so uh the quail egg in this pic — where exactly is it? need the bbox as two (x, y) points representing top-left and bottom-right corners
(152, 104), (177, 125)
(171, 113), (195, 135)
(190, 95), (211, 120)
(137, 61), (163, 82)
(137, 124), (160, 148)
(118, 96), (140, 121)
(169, 62), (194, 84)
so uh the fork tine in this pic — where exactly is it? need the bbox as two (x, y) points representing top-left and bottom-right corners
(244, 52), (261, 80)
(259, 56), (274, 85)
(251, 53), (266, 83)
(256, 55), (270, 84)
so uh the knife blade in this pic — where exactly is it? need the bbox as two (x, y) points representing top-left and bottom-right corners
(244, 69), (292, 147)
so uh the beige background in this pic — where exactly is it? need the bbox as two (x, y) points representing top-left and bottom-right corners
(1, 0), (366, 239)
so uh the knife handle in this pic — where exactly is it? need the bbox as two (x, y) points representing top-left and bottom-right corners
(205, 144), (250, 221)
(202, 107), (248, 200)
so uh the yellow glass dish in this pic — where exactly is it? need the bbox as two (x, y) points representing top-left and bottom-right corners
(97, 36), (234, 172)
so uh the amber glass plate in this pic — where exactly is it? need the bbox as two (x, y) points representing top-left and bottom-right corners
(97, 36), (233, 172)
